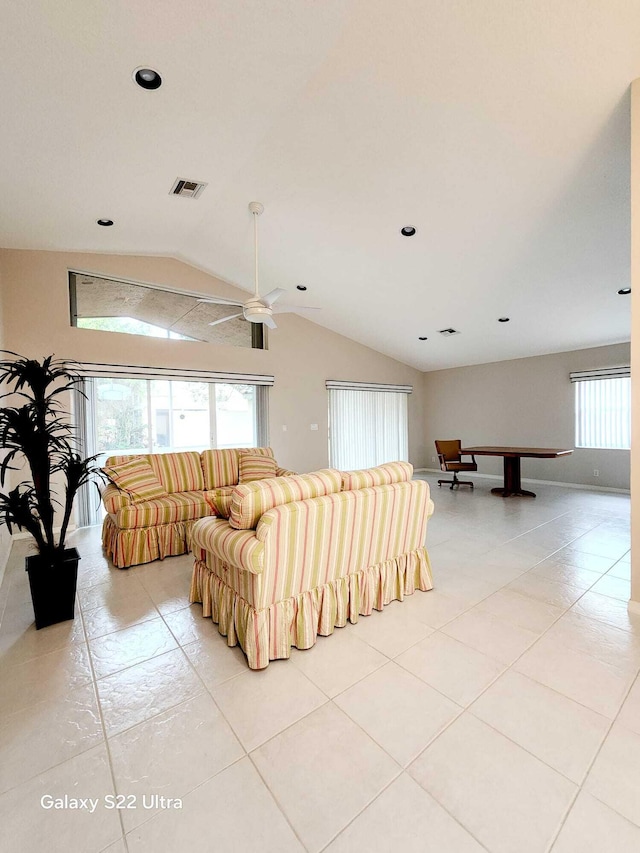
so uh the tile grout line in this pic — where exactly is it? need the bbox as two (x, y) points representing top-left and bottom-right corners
(543, 667), (640, 851)
(377, 545), (638, 845)
(87, 574), (245, 843)
(434, 572), (634, 720)
(77, 597), (131, 853)
(134, 596), (313, 848)
(246, 751), (315, 852)
(316, 764), (493, 853)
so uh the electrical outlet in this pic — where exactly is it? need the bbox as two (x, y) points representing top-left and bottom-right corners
(431, 456), (436, 463)
(593, 469), (599, 477)
(282, 425), (287, 432)
(310, 423), (318, 431)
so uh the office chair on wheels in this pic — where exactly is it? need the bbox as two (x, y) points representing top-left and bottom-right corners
(435, 439), (477, 489)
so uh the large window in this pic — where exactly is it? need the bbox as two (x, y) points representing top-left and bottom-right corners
(89, 377), (265, 460)
(327, 381), (410, 470)
(75, 371), (270, 526)
(572, 368), (631, 450)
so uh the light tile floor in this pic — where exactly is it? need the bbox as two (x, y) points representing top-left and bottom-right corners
(0, 476), (638, 852)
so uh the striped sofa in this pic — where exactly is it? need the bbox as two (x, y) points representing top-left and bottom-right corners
(189, 462), (435, 669)
(101, 448), (295, 568)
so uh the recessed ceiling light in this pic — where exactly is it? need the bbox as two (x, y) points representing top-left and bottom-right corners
(618, 288), (631, 295)
(498, 317), (510, 322)
(296, 285), (307, 291)
(96, 219), (114, 227)
(133, 67), (162, 90)
(400, 226), (416, 237)
(418, 336), (428, 341)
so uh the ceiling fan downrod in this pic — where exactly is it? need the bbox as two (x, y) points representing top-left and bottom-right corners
(248, 201), (264, 299)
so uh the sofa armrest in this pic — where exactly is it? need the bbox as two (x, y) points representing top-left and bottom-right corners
(276, 467), (297, 477)
(102, 482), (134, 514)
(191, 518), (264, 574)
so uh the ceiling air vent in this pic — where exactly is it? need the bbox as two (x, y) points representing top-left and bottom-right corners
(169, 178), (208, 199)
(438, 328), (460, 337)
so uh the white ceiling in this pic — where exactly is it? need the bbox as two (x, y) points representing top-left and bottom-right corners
(1, 0), (637, 370)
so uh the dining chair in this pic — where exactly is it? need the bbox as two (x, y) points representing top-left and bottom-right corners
(435, 439), (477, 489)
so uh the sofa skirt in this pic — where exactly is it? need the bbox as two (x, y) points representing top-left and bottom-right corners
(102, 514), (197, 569)
(189, 547), (433, 669)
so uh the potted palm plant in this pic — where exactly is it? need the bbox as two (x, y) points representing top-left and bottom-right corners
(0, 352), (102, 628)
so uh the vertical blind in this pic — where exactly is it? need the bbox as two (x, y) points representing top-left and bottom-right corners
(327, 382), (410, 470)
(73, 381), (100, 527)
(571, 368), (631, 450)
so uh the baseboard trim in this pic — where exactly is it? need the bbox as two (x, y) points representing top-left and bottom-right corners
(12, 525), (78, 541)
(416, 468), (630, 495)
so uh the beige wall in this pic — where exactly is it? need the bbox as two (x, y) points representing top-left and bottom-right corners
(423, 344), (631, 490)
(0, 249), (426, 475)
(631, 79), (639, 605)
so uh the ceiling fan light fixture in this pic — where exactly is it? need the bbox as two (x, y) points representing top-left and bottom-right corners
(618, 288), (631, 295)
(498, 317), (510, 322)
(133, 67), (162, 90)
(400, 226), (416, 237)
(96, 219), (114, 226)
(201, 202), (322, 331)
(418, 336), (428, 341)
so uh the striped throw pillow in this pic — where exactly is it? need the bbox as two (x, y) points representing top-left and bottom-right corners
(341, 461), (413, 491)
(238, 452), (278, 483)
(205, 488), (234, 519)
(148, 451), (204, 493)
(103, 458), (168, 503)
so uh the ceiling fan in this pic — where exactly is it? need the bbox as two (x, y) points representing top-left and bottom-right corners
(199, 201), (319, 330)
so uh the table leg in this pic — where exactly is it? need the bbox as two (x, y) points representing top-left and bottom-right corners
(490, 456), (536, 497)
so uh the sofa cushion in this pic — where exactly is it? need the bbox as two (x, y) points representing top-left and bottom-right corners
(148, 451), (205, 494)
(229, 469), (342, 530)
(103, 458), (168, 502)
(115, 490), (212, 530)
(205, 487), (234, 519)
(201, 447), (274, 489)
(239, 452), (278, 483)
(341, 461), (413, 491)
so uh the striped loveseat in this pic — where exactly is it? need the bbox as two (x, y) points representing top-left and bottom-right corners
(189, 461), (434, 669)
(101, 448), (295, 568)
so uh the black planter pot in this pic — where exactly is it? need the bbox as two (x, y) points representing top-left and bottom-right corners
(25, 547), (80, 629)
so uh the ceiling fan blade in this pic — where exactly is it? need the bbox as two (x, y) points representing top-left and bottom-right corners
(262, 314), (277, 330)
(198, 296), (243, 307)
(273, 304), (321, 314)
(260, 287), (286, 308)
(208, 312), (244, 326)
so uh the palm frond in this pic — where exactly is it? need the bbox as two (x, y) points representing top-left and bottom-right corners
(0, 353), (93, 558)
(0, 485), (47, 552)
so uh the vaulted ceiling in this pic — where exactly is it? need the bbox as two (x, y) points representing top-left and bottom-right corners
(1, 1), (637, 369)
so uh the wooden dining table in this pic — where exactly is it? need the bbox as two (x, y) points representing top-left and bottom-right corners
(461, 446), (573, 498)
